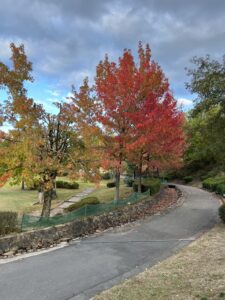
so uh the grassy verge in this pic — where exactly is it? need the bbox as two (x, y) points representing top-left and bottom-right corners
(95, 223), (225, 300)
(0, 178), (132, 213)
(0, 180), (94, 214)
(86, 181), (133, 203)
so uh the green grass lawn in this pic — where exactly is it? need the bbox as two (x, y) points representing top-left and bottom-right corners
(0, 179), (94, 214)
(0, 177), (133, 214)
(85, 180), (133, 203)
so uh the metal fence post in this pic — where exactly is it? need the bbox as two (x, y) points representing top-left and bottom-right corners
(20, 214), (24, 231)
(135, 192), (138, 201)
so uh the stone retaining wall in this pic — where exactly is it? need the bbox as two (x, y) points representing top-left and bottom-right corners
(0, 186), (180, 258)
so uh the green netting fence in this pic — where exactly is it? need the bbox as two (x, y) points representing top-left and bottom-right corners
(21, 190), (150, 231)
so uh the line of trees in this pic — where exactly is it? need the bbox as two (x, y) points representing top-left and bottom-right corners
(184, 55), (225, 172)
(0, 43), (185, 216)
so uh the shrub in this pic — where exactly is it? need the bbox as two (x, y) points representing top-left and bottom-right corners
(200, 174), (210, 181)
(216, 183), (225, 196)
(183, 176), (193, 183)
(101, 172), (111, 180)
(56, 180), (65, 188)
(56, 180), (79, 189)
(0, 211), (18, 236)
(202, 176), (225, 195)
(202, 177), (216, 191)
(107, 182), (116, 188)
(200, 170), (219, 181)
(64, 197), (100, 212)
(124, 177), (134, 187)
(219, 203), (225, 223)
(165, 170), (186, 180)
(164, 172), (176, 181)
(207, 169), (220, 177)
(200, 170), (220, 181)
(133, 178), (161, 195)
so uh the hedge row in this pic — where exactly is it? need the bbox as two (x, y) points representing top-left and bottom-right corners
(107, 182), (116, 188)
(202, 176), (225, 196)
(0, 211), (18, 236)
(101, 172), (112, 180)
(64, 197), (100, 212)
(133, 178), (161, 195)
(56, 181), (79, 189)
(183, 176), (193, 183)
(200, 169), (221, 181)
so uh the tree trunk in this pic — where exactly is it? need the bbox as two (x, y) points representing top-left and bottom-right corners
(52, 180), (57, 199)
(138, 155), (143, 193)
(114, 171), (120, 203)
(41, 190), (53, 217)
(40, 171), (57, 217)
(21, 180), (25, 190)
(38, 191), (44, 204)
(138, 175), (142, 193)
(156, 168), (160, 178)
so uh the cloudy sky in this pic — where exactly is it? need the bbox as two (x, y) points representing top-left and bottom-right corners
(0, 0), (225, 111)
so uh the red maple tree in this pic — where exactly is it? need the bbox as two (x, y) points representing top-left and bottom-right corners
(95, 43), (185, 197)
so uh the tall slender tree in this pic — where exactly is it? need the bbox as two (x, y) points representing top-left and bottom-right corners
(95, 49), (138, 200)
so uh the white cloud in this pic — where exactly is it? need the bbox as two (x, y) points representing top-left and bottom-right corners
(177, 98), (193, 106)
(46, 89), (60, 97)
(62, 92), (73, 103)
(0, 0), (225, 103)
(59, 69), (92, 89)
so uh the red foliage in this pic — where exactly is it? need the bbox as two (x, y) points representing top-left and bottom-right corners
(0, 173), (11, 188)
(95, 42), (185, 174)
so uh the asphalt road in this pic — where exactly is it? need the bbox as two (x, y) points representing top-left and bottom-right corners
(0, 185), (220, 300)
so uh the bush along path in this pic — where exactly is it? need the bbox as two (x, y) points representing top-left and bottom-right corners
(50, 188), (95, 216)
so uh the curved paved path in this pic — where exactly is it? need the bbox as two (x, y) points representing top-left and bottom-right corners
(0, 185), (220, 300)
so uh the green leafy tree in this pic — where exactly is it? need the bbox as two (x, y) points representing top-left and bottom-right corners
(186, 55), (225, 114)
(185, 55), (225, 170)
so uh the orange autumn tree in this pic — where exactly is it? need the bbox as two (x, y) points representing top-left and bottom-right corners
(95, 49), (138, 201)
(62, 78), (103, 184)
(0, 43), (42, 188)
(66, 52), (137, 201)
(0, 44), (98, 216)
